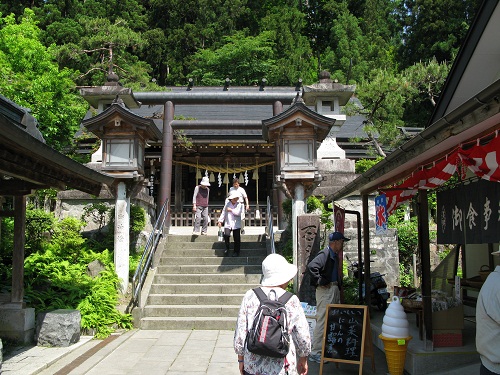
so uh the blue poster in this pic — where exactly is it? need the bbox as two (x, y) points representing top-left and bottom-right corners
(375, 194), (387, 235)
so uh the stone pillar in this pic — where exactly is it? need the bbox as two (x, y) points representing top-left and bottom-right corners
(292, 184), (306, 290)
(114, 181), (130, 293)
(297, 214), (321, 304)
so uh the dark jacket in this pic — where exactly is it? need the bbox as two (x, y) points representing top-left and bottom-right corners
(307, 247), (341, 287)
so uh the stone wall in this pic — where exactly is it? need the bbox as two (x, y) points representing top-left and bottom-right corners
(55, 187), (156, 250)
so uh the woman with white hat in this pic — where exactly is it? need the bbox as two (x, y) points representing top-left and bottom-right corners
(218, 190), (243, 256)
(233, 253), (311, 375)
(192, 176), (211, 235)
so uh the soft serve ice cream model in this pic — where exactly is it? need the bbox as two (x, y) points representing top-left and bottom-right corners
(381, 296), (410, 338)
(379, 296), (412, 375)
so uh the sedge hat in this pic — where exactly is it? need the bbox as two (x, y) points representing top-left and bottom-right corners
(261, 253), (298, 287)
(200, 176), (211, 186)
(329, 231), (350, 242)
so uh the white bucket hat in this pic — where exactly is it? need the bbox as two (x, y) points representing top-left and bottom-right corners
(261, 253), (298, 287)
(200, 176), (210, 186)
(228, 191), (240, 200)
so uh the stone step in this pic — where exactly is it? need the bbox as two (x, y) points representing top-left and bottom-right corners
(161, 248), (267, 257)
(166, 234), (266, 243)
(146, 293), (244, 305)
(140, 316), (237, 330)
(149, 283), (258, 294)
(159, 256), (265, 266)
(152, 273), (262, 284)
(156, 264), (262, 274)
(163, 241), (266, 250)
(142, 305), (240, 317)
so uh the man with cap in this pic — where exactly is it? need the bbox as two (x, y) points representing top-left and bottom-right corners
(218, 190), (243, 256)
(234, 253), (311, 375)
(307, 231), (350, 363)
(192, 176), (211, 235)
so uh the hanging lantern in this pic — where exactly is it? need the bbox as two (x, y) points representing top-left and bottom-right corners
(196, 168), (202, 180)
(239, 172), (244, 182)
(210, 171), (215, 182)
(252, 168), (259, 180)
(223, 173), (229, 184)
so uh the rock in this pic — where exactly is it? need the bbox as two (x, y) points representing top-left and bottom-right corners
(35, 309), (81, 347)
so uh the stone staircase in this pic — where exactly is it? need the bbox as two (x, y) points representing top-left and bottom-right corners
(139, 233), (268, 330)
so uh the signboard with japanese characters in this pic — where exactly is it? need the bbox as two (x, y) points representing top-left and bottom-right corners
(334, 205), (345, 234)
(375, 194), (388, 235)
(437, 179), (500, 244)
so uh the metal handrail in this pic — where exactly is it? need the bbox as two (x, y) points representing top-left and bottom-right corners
(267, 196), (275, 254)
(132, 199), (169, 307)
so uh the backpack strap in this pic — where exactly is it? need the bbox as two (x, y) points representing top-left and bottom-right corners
(252, 287), (293, 304)
(252, 287), (268, 302)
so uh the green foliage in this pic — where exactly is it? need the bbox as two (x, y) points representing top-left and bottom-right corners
(77, 267), (133, 338)
(81, 202), (111, 232)
(25, 209), (56, 255)
(190, 31), (276, 86)
(398, 263), (414, 287)
(342, 275), (361, 305)
(389, 215), (419, 278)
(0, 9), (88, 150)
(355, 157), (384, 174)
(22, 218), (132, 339)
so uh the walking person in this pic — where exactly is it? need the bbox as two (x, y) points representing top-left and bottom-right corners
(229, 178), (250, 234)
(234, 253), (311, 375)
(218, 190), (242, 256)
(307, 231), (349, 363)
(476, 249), (500, 375)
(192, 176), (211, 235)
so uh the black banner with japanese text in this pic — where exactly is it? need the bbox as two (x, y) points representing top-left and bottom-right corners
(437, 180), (500, 244)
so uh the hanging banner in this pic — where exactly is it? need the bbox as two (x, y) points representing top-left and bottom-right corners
(437, 179), (500, 244)
(334, 205), (345, 234)
(375, 194), (388, 235)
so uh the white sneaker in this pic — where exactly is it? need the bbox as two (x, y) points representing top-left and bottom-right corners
(192, 231), (200, 235)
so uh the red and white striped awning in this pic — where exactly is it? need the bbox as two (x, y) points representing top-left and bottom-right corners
(381, 131), (500, 215)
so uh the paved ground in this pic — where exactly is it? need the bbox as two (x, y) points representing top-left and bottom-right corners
(0, 226), (480, 374)
(2, 328), (392, 375)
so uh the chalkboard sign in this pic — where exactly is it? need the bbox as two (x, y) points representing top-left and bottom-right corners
(319, 304), (373, 375)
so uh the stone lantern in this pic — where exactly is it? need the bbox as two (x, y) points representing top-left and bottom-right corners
(262, 95), (338, 286)
(83, 97), (161, 293)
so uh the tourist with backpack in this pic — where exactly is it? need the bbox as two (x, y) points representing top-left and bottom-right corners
(234, 253), (311, 375)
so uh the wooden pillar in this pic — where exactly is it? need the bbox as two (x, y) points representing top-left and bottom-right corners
(12, 195), (26, 305)
(362, 194), (372, 314)
(160, 101), (174, 230)
(418, 190), (433, 343)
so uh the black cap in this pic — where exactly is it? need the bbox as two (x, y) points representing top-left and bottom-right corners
(329, 232), (350, 242)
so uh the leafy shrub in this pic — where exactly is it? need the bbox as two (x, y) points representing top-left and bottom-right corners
(25, 209), (56, 255)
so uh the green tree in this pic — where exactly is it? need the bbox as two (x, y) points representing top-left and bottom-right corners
(347, 69), (408, 157)
(402, 58), (451, 127)
(320, 1), (369, 84)
(260, 4), (317, 85)
(190, 31), (276, 86)
(397, 0), (481, 68)
(0, 9), (87, 150)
